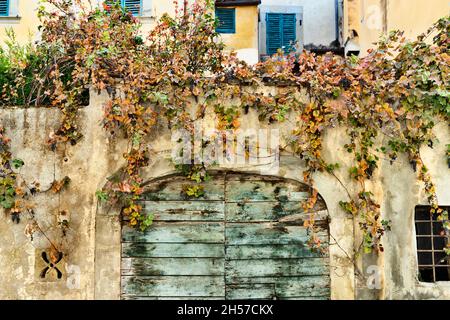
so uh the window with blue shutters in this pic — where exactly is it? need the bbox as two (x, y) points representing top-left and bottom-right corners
(105, 0), (141, 16)
(123, 0), (141, 16)
(0, 0), (9, 16)
(266, 13), (297, 56)
(215, 8), (236, 34)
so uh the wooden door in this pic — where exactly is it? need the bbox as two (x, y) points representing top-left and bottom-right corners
(121, 172), (330, 300)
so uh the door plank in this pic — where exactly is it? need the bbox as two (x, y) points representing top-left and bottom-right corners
(227, 201), (327, 222)
(226, 244), (328, 259)
(226, 283), (275, 299)
(225, 223), (328, 245)
(121, 276), (225, 297)
(225, 180), (310, 202)
(226, 279), (330, 299)
(121, 257), (225, 276)
(139, 201), (225, 221)
(122, 223), (225, 243)
(225, 258), (329, 277)
(141, 175), (225, 201)
(225, 275), (330, 285)
(122, 243), (225, 258)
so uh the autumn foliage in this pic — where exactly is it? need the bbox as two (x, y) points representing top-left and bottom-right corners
(0, 0), (448, 255)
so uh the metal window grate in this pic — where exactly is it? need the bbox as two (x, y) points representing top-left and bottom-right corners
(415, 205), (450, 282)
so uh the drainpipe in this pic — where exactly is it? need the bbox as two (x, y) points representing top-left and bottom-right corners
(381, 0), (388, 34)
(334, 0), (340, 46)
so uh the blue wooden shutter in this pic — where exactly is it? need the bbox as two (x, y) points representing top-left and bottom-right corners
(266, 13), (282, 56)
(104, 0), (141, 16)
(266, 13), (297, 56)
(215, 8), (235, 34)
(123, 0), (141, 16)
(282, 14), (296, 53)
(0, 0), (9, 16)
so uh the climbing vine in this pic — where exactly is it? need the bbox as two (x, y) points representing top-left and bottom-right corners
(0, 0), (449, 256)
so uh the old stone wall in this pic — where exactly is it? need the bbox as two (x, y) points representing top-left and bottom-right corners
(0, 88), (448, 299)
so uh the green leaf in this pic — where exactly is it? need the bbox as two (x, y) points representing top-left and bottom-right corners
(139, 213), (154, 232)
(153, 92), (169, 105)
(444, 247), (450, 256)
(0, 196), (15, 209)
(5, 187), (15, 196)
(96, 190), (109, 202)
(363, 246), (373, 254)
(11, 159), (24, 169)
(132, 132), (141, 148)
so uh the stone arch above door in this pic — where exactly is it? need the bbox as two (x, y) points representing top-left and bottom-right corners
(120, 171), (331, 300)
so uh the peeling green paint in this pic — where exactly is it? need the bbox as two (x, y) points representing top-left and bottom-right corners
(121, 172), (330, 300)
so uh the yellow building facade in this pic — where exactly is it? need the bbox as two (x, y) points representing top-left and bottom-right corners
(0, 0), (168, 44)
(214, 0), (260, 64)
(216, 5), (259, 51)
(4, 0), (447, 60)
(0, 0), (40, 44)
(0, 0), (260, 63)
(343, 0), (450, 56)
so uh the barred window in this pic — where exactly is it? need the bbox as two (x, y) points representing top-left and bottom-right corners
(415, 205), (450, 282)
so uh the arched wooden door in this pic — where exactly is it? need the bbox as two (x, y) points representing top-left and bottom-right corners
(121, 172), (330, 300)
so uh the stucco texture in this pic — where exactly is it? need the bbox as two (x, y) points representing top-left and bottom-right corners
(217, 6), (259, 51)
(0, 0), (40, 44)
(344, 0), (450, 56)
(0, 88), (448, 300)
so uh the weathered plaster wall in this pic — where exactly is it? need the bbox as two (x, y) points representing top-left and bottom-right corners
(0, 91), (127, 299)
(382, 123), (450, 299)
(0, 88), (449, 300)
(93, 87), (356, 300)
(343, 0), (450, 56)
